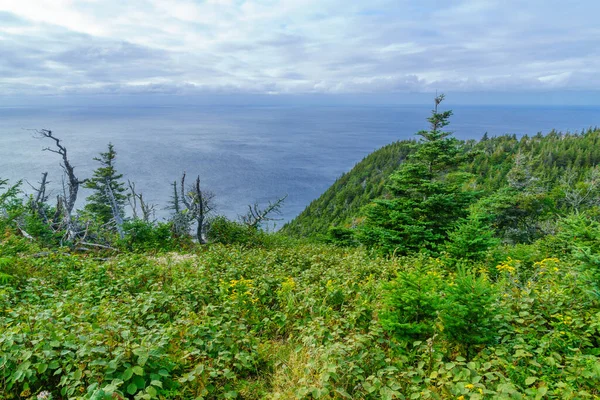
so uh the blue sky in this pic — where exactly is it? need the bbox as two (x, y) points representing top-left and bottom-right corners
(1, 0), (599, 105)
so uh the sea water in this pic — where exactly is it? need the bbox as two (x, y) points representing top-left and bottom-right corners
(0, 104), (598, 226)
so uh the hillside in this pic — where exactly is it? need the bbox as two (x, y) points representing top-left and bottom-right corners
(284, 128), (600, 241)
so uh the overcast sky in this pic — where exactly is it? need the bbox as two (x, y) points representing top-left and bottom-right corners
(1, 0), (599, 104)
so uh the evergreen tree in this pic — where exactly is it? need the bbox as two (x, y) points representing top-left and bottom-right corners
(380, 263), (444, 342)
(440, 268), (500, 359)
(84, 143), (128, 227)
(445, 215), (499, 262)
(358, 95), (476, 255)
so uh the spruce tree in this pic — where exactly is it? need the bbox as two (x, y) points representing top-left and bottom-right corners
(84, 143), (128, 227)
(358, 95), (476, 255)
(440, 268), (499, 359)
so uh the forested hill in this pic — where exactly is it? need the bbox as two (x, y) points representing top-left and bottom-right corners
(283, 127), (600, 240)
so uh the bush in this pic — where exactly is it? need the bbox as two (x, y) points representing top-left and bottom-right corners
(207, 216), (262, 246)
(120, 220), (186, 252)
(440, 268), (500, 358)
(380, 262), (444, 343)
(445, 215), (499, 264)
(326, 226), (358, 247)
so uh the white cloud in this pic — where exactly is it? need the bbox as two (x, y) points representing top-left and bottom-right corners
(0, 0), (599, 96)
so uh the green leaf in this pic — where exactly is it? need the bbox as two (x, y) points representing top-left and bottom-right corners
(122, 368), (134, 381)
(133, 376), (146, 390)
(380, 387), (396, 400)
(138, 354), (149, 367)
(73, 369), (82, 380)
(536, 386), (548, 399)
(363, 382), (376, 394)
(127, 382), (137, 395)
(335, 389), (352, 399)
(132, 366), (144, 376)
(525, 377), (537, 385)
(146, 386), (158, 398)
(37, 363), (48, 374)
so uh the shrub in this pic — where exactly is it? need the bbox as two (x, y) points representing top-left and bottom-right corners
(380, 262), (444, 343)
(326, 226), (358, 247)
(445, 215), (499, 263)
(120, 220), (185, 252)
(207, 216), (262, 246)
(440, 268), (500, 358)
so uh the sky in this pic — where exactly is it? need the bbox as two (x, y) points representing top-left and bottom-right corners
(1, 0), (600, 105)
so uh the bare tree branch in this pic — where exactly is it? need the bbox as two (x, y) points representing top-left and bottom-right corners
(36, 129), (86, 239)
(240, 195), (287, 229)
(562, 166), (600, 212)
(179, 173), (215, 243)
(27, 172), (50, 223)
(128, 180), (156, 222)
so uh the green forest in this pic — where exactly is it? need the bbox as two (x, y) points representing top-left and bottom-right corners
(1, 97), (600, 399)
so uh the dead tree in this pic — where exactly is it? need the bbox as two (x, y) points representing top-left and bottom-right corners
(167, 180), (190, 236)
(169, 181), (180, 213)
(562, 166), (600, 212)
(37, 130), (86, 239)
(240, 195), (287, 230)
(180, 173), (215, 244)
(128, 180), (156, 222)
(27, 172), (50, 224)
(105, 179), (124, 239)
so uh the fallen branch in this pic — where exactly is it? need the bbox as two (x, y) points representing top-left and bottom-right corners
(78, 242), (119, 251)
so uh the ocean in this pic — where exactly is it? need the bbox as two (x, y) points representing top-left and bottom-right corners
(0, 104), (598, 227)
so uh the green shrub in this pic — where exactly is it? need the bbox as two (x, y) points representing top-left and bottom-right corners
(207, 216), (263, 246)
(380, 262), (444, 343)
(445, 215), (499, 263)
(326, 226), (358, 247)
(120, 220), (186, 252)
(440, 268), (500, 358)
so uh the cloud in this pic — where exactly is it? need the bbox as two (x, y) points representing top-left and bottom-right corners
(0, 0), (599, 97)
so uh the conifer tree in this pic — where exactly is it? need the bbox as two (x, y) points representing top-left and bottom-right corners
(380, 263), (444, 342)
(440, 268), (499, 359)
(445, 215), (499, 262)
(358, 95), (476, 255)
(84, 143), (128, 227)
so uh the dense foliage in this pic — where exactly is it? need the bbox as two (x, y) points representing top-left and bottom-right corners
(283, 126), (600, 247)
(358, 96), (477, 255)
(1, 226), (600, 399)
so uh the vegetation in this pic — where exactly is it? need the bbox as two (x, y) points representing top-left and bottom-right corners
(1, 98), (600, 399)
(283, 125), (600, 247)
(357, 95), (476, 255)
(83, 143), (128, 228)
